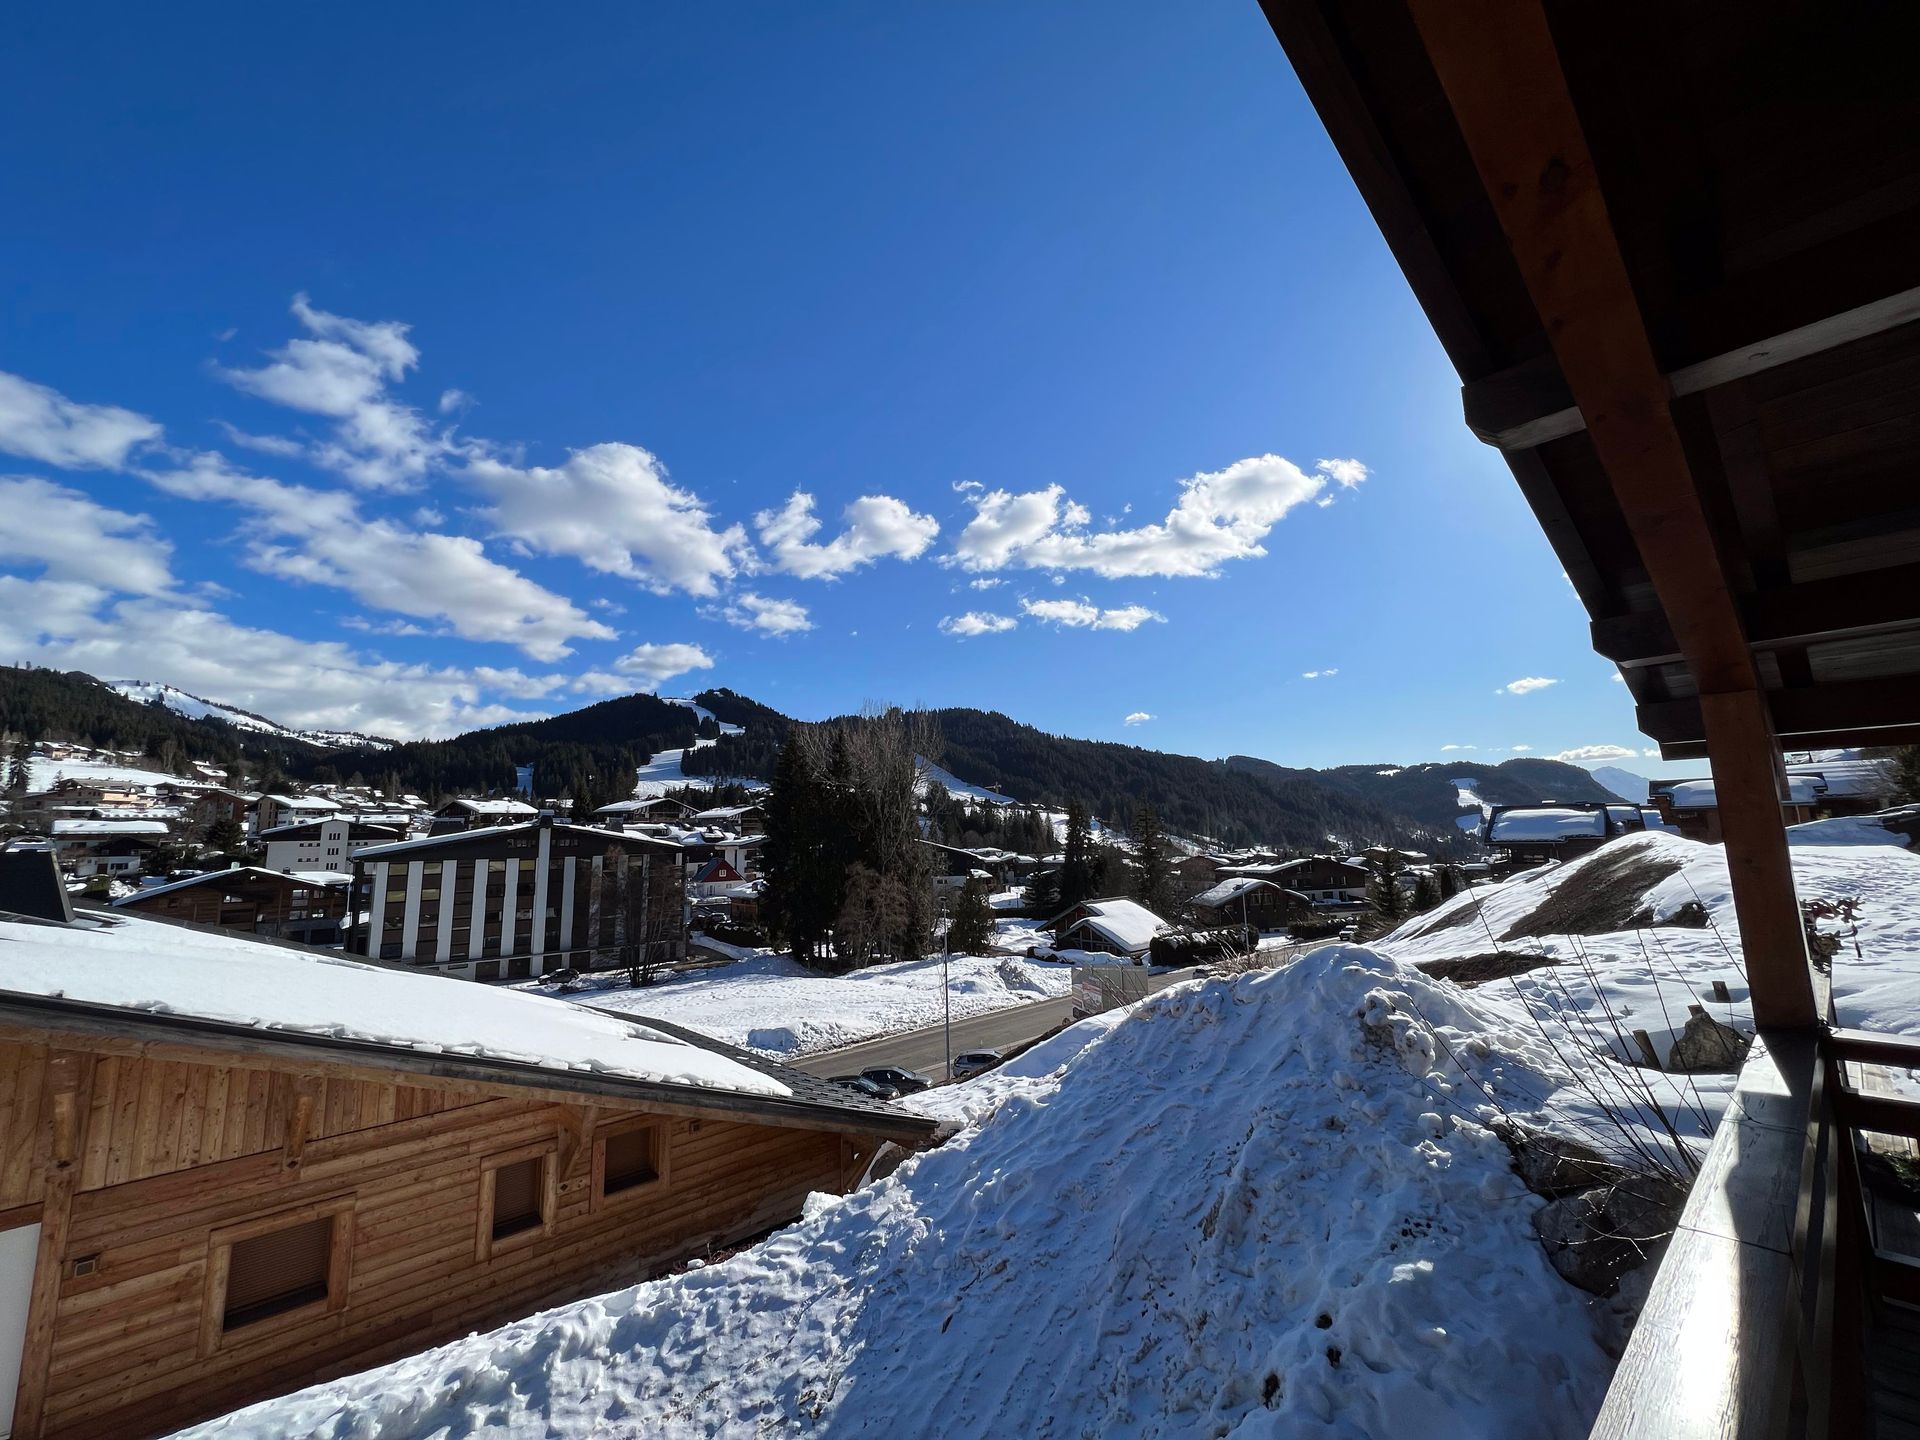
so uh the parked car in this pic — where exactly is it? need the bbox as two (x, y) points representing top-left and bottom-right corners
(950, 1049), (1004, 1081)
(1337, 926), (1359, 941)
(829, 1074), (899, 1100)
(861, 1065), (933, 1095)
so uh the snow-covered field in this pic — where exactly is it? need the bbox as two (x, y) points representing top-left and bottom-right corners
(557, 951), (1072, 1058)
(25, 754), (191, 792)
(183, 949), (1617, 1440)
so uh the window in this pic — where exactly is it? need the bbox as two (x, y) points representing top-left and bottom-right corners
(476, 1144), (555, 1260)
(203, 1197), (352, 1353)
(593, 1119), (669, 1209)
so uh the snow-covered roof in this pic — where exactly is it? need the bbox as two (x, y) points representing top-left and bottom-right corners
(691, 804), (761, 822)
(1055, 898), (1167, 953)
(0, 910), (788, 1099)
(49, 819), (170, 838)
(264, 793), (341, 812)
(1787, 758), (1895, 799)
(439, 797), (540, 817)
(114, 866), (350, 904)
(1486, 807), (1610, 841)
(1191, 877), (1301, 908)
(351, 819), (682, 860)
(1668, 777), (1819, 810)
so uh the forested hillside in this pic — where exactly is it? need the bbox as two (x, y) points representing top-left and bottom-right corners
(1226, 756), (1623, 837)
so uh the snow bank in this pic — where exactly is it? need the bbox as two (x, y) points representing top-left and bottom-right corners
(182, 950), (1614, 1440)
(0, 913), (785, 1098)
(572, 951), (1072, 1058)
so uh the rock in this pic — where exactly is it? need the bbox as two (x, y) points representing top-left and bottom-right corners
(1535, 1176), (1686, 1296)
(1667, 1010), (1751, 1073)
(1495, 1121), (1629, 1197)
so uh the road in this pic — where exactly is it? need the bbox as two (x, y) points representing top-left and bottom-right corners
(788, 954), (1312, 1082)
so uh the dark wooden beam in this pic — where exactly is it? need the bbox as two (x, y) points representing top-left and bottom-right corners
(1592, 562), (1920, 668)
(1409, 0), (1812, 1029)
(1465, 284), (1920, 451)
(1640, 675), (1920, 746)
(1659, 721), (1920, 762)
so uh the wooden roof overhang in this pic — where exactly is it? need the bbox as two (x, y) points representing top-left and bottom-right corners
(1261, 0), (1920, 762)
(0, 990), (941, 1144)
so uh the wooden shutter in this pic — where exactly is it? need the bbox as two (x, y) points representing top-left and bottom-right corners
(490, 1157), (544, 1240)
(223, 1215), (333, 1329)
(602, 1127), (659, 1194)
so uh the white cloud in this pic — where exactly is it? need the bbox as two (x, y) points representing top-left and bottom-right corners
(214, 294), (449, 490)
(1301, 667), (1340, 680)
(1610, 672), (1626, 683)
(946, 454), (1341, 579)
(939, 612), (1018, 637)
(968, 577), (1003, 591)
(1499, 676), (1560, 695)
(754, 492), (939, 580)
(609, 642), (716, 691)
(144, 454), (614, 661)
(1511, 744), (1534, 753)
(1317, 457), (1368, 489)
(1020, 598), (1164, 632)
(466, 443), (753, 598)
(438, 388), (472, 415)
(1439, 744), (1476, 752)
(0, 372), (163, 470)
(1642, 748), (1662, 757)
(1124, 711), (1153, 726)
(0, 576), (548, 738)
(701, 591), (813, 636)
(214, 422), (307, 458)
(1549, 744), (1638, 763)
(0, 477), (176, 596)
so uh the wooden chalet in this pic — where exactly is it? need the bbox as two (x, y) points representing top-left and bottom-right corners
(1261, 0), (1920, 1430)
(0, 873), (936, 1439)
(431, 797), (540, 830)
(1481, 801), (1634, 870)
(111, 867), (350, 944)
(1649, 777), (1821, 845)
(347, 818), (688, 981)
(1187, 877), (1310, 931)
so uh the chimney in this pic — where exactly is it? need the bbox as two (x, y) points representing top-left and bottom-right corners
(0, 845), (74, 924)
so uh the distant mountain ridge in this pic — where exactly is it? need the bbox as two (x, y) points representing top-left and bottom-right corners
(2, 666), (1621, 852)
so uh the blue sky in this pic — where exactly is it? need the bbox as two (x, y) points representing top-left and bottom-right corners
(0, 2), (1666, 778)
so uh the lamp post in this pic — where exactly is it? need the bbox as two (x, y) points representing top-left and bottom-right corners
(942, 945), (953, 1081)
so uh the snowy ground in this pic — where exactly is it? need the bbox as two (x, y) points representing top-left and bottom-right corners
(184, 949), (1617, 1440)
(546, 951), (1072, 1059)
(24, 754), (189, 792)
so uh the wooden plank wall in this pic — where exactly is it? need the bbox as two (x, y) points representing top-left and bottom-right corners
(0, 1038), (848, 1439)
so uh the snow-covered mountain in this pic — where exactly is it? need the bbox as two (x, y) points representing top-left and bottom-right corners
(108, 680), (391, 751)
(1588, 765), (1650, 802)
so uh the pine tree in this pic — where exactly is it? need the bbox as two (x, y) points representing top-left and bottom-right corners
(946, 876), (994, 954)
(4, 737), (30, 795)
(1371, 850), (1407, 921)
(1023, 865), (1061, 917)
(1131, 802), (1172, 916)
(1894, 745), (1920, 804)
(1060, 800), (1097, 909)
(763, 738), (836, 964)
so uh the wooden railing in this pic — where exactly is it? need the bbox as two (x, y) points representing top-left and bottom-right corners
(1588, 1023), (1920, 1439)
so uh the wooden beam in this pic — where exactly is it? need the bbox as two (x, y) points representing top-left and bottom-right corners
(1593, 561), (1920, 668)
(12, 1051), (95, 1440)
(1465, 283), (1920, 450)
(1408, 0), (1813, 1027)
(1639, 675), (1920, 745)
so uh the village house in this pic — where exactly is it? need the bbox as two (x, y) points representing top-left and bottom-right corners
(594, 796), (695, 823)
(346, 818), (689, 981)
(252, 793), (341, 834)
(688, 803), (766, 834)
(1187, 877), (1311, 932)
(432, 797), (540, 830)
(113, 866), (351, 944)
(0, 861), (935, 1439)
(1046, 897), (1168, 960)
(45, 819), (170, 879)
(259, 818), (404, 876)
(1481, 803), (1638, 869)
(1220, 855), (1371, 907)
(1648, 778), (1821, 845)
(685, 855), (747, 900)
(185, 788), (255, 832)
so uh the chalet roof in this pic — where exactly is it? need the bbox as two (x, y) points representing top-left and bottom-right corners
(1048, 897), (1168, 954)
(257, 819), (404, 841)
(0, 909), (926, 1142)
(350, 819), (685, 861)
(112, 866), (351, 905)
(1485, 808), (1610, 842)
(1191, 877), (1308, 909)
(263, 793), (341, 812)
(48, 819), (170, 838)
(1666, 777), (1820, 812)
(1262, 2), (1920, 759)
(436, 797), (540, 817)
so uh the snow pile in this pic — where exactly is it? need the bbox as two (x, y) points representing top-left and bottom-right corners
(573, 951), (1072, 1058)
(1382, 828), (1920, 1045)
(0, 913), (786, 1098)
(183, 950), (1613, 1440)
